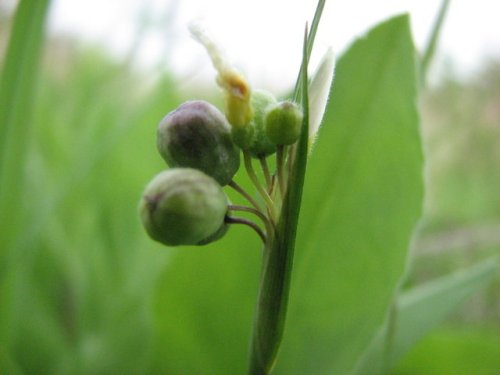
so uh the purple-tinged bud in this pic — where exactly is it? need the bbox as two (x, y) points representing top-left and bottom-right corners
(157, 100), (240, 186)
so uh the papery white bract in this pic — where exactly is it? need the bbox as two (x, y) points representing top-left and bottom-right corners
(308, 47), (335, 149)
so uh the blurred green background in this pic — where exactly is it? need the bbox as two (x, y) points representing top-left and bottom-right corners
(0, 1), (499, 374)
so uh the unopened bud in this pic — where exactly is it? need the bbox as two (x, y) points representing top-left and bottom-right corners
(157, 100), (240, 186)
(265, 101), (303, 145)
(140, 168), (228, 246)
(246, 90), (278, 158)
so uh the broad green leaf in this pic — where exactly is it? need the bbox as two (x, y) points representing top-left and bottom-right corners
(275, 15), (423, 374)
(352, 257), (498, 375)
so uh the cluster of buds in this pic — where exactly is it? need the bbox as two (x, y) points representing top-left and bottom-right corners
(140, 100), (238, 246)
(140, 26), (305, 247)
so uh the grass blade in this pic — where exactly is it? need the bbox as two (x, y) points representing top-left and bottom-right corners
(420, 0), (451, 87)
(0, 0), (51, 257)
(293, 0), (326, 101)
(247, 25), (310, 375)
(352, 257), (498, 375)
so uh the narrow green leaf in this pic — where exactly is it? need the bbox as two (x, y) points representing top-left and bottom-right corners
(394, 327), (500, 375)
(0, 0), (51, 349)
(293, 0), (326, 101)
(247, 25), (311, 375)
(352, 257), (498, 375)
(275, 15), (423, 375)
(420, 0), (451, 87)
(394, 258), (497, 364)
(0, 0), (51, 257)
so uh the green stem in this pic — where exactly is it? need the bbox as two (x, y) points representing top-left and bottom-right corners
(276, 145), (286, 198)
(225, 216), (266, 243)
(229, 204), (274, 241)
(247, 229), (288, 375)
(259, 157), (272, 190)
(382, 297), (398, 372)
(244, 152), (278, 220)
(286, 144), (296, 184)
(269, 175), (277, 197)
(228, 179), (264, 213)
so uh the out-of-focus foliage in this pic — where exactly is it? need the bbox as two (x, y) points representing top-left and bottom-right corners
(394, 327), (500, 375)
(1, 3), (181, 373)
(422, 61), (500, 225)
(413, 60), (500, 316)
(390, 61), (500, 374)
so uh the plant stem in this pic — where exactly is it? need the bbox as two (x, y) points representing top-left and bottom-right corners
(286, 144), (296, 185)
(229, 204), (274, 241)
(269, 175), (277, 197)
(259, 157), (272, 190)
(247, 228), (293, 375)
(228, 180), (263, 213)
(244, 152), (278, 220)
(382, 297), (398, 372)
(225, 216), (266, 243)
(276, 145), (286, 198)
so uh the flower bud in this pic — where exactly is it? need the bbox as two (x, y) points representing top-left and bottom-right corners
(188, 23), (254, 150)
(246, 90), (278, 158)
(140, 168), (229, 246)
(196, 221), (229, 245)
(265, 101), (303, 145)
(220, 71), (253, 129)
(157, 100), (240, 186)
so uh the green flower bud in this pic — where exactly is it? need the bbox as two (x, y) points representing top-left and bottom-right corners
(231, 121), (254, 150)
(140, 168), (229, 246)
(196, 221), (229, 245)
(157, 100), (240, 186)
(265, 101), (303, 145)
(246, 89), (278, 158)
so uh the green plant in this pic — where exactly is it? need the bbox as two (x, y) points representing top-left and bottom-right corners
(142, 17), (318, 374)
(140, 1), (498, 374)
